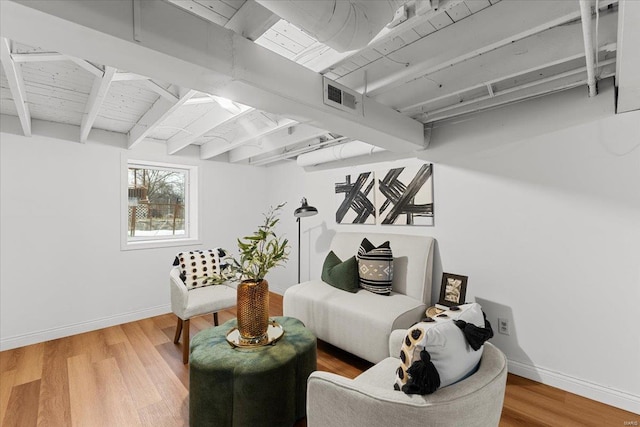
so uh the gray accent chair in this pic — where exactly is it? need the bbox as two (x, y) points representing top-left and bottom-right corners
(306, 334), (508, 427)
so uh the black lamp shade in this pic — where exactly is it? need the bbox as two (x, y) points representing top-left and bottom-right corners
(294, 198), (318, 218)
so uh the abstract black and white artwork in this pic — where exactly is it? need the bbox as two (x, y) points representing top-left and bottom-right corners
(335, 172), (376, 224)
(376, 163), (434, 226)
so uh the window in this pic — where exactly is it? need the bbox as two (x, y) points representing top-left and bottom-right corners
(122, 159), (199, 250)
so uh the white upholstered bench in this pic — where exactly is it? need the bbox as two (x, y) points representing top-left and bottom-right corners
(284, 232), (435, 363)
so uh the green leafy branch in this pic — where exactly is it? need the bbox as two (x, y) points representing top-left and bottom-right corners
(207, 203), (290, 284)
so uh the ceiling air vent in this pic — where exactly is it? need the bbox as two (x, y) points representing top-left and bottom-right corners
(323, 77), (363, 116)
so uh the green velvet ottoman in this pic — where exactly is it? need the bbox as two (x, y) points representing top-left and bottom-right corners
(189, 316), (317, 427)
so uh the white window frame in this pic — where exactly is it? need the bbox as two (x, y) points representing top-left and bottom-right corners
(121, 157), (200, 250)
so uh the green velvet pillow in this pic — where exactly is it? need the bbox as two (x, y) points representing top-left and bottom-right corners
(321, 251), (359, 293)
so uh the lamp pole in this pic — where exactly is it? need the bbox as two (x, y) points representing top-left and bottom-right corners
(293, 198), (318, 283)
(297, 216), (301, 283)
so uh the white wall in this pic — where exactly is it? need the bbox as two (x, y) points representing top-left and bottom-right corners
(0, 116), (269, 349)
(265, 81), (640, 413)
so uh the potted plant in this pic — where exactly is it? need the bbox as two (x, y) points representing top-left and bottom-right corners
(211, 203), (289, 344)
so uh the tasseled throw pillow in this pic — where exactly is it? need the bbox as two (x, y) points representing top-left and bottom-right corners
(173, 248), (226, 290)
(357, 238), (393, 295)
(394, 303), (492, 394)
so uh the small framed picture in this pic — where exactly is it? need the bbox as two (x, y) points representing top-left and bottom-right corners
(438, 273), (468, 307)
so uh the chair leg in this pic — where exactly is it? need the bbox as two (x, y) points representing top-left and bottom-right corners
(182, 318), (190, 364)
(174, 317), (183, 344)
(213, 312), (219, 326)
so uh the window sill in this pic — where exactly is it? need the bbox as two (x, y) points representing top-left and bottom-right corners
(121, 237), (202, 251)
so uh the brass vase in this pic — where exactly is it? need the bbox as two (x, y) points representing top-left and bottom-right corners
(236, 279), (270, 345)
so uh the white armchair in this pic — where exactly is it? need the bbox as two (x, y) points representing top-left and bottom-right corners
(306, 331), (507, 427)
(169, 266), (236, 363)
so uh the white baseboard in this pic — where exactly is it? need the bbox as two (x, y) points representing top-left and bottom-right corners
(0, 304), (171, 351)
(508, 359), (640, 415)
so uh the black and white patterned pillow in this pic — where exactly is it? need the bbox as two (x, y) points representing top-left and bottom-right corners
(357, 238), (393, 295)
(173, 248), (226, 290)
(394, 304), (488, 394)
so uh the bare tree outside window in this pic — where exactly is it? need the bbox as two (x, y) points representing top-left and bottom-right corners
(128, 166), (187, 238)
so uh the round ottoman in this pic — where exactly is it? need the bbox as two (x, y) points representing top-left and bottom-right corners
(189, 316), (317, 427)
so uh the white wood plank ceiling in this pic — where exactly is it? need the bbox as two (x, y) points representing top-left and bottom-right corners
(0, 0), (637, 167)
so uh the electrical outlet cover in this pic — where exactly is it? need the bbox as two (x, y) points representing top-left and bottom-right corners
(498, 318), (510, 335)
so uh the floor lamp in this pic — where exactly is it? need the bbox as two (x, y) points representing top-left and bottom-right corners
(294, 198), (318, 283)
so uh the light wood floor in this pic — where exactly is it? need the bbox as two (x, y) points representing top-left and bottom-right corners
(1, 293), (636, 426)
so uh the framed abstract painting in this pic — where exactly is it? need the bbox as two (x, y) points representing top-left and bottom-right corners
(376, 163), (434, 226)
(335, 172), (376, 224)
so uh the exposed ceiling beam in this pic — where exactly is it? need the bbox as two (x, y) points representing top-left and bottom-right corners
(80, 66), (116, 142)
(228, 123), (328, 163)
(0, 0), (425, 153)
(390, 11), (618, 114)
(249, 135), (349, 167)
(5, 44), (106, 83)
(425, 63), (616, 123)
(10, 51), (64, 62)
(224, 0), (279, 41)
(0, 37), (31, 136)
(6, 47), (107, 81)
(128, 87), (197, 149)
(201, 117), (296, 160)
(403, 42), (616, 115)
(302, 149), (410, 173)
(184, 96), (217, 105)
(112, 72), (149, 81)
(167, 104), (253, 155)
(341, 0), (617, 97)
(615, 0), (640, 113)
(9, 51), (105, 77)
(141, 79), (179, 102)
(579, 0), (597, 97)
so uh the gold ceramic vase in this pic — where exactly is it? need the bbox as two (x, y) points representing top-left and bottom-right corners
(236, 279), (270, 345)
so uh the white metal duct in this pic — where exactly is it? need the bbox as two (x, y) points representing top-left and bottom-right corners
(256, 0), (406, 52)
(296, 140), (385, 166)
